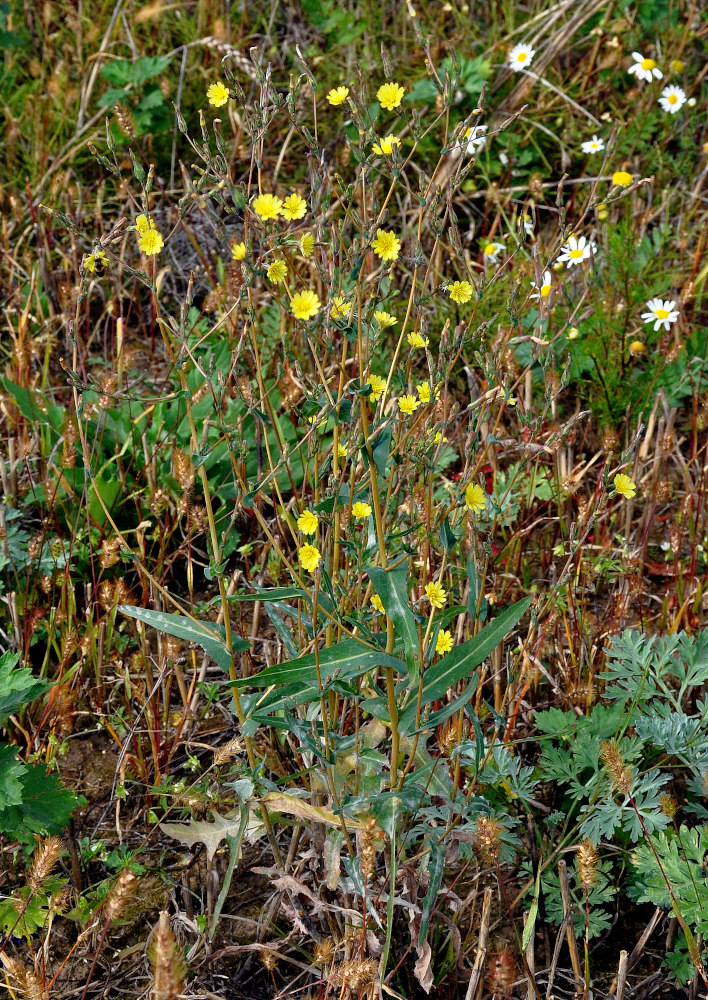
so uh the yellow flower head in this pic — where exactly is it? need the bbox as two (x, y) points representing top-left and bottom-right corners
(299, 232), (315, 257)
(231, 241), (246, 260)
(425, 581), (447, 609)
(352, 501), (372, 520)
(371, 229), (401, 262)
(417, 382), (440, 405)
(207, 81), (230, 108)
(327, 86), (350, 106)
(291, 290), (321, 321)
(435, 629), (454, 655)
(372, 134), (401, 156)
(374, 309), (397, 328)
(337, 443), (347, 459)
(297, 510), (319, 535)
(299, 543), (321, 572)
(407, 331), (429, 349)
(84, 251), (109, 274)
(433, 431), (448, 445)
(138, 227), (164, 255)
(612, 171), (633, 188)
(252, 193), (283, 220)
(613, 474), (637, 499)
(371, 594), (384, 614)
(596, 202), (608, 221)
(398, 394), (420, 415)
(377, 82), (405, 111)
(448, 280), (473, 304)
(465, 482), (486, 514)
(367, 374), (387, 402)
(629, 340), (646, 356)
(267, 259), (288, 283)
(330, 296), (351, 322)
(136, 213), (153, 235)
(281, 193), (307, 221)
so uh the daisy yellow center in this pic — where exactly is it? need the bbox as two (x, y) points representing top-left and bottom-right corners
(668, 94), (678, 104)
(655, 308), (669, 319)
(517, 52), (527, 62)
(484, 245), (496, 255)
(640, 58), (655, 70)
(569, 248), (584, 259)
(541, 285), (551, 297)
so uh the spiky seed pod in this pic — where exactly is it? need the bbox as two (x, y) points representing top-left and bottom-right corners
(331, 958), (379, 992)
(485, 947), (517, 998)
(600, 740), (632, 794)
(576, 839), (598, 891)
(149, 911), (186, 1000)
(259, 947), (278, 971)
(213, 738), (243, 767)
(314, 938), (336, 967)
(473, 816), (503, 862)
(0, 956), (47, 1000)
(114, 103), (135, 139)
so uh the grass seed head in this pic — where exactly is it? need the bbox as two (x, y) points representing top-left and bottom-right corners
(576, 838), (599, 890)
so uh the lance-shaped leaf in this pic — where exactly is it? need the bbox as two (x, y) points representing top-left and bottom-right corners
(366, 565), (420, 683)
(118, 606), (248, 673)
(234, 637), (405, 688)
(398, 597), (531, 732)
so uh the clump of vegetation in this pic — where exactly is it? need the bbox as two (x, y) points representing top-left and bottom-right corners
(1, 2), (707, 998)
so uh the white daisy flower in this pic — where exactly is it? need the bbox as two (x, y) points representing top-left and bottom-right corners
(482, 242), (505, 264)
(658, 85), (687, 114)
(508, 43), (536, 72)
(581, 135), (605, 154)
(557, 235), (596, 268)
(459, 124), (488, 154)
(522, 213), (534, 236)
(628, 51), (663, 83)
(641, 297), (679, 331)
(530, 270), (552, 301)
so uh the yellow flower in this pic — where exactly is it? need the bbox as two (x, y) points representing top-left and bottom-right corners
(425, 581), (447, 609)
(138, 227), (164, 255)
(84, 251), (108, 274)
(568, 327), (580, 340)
(252, 193), (283, 220)
(231, 241), (246, 260)
(372, 134), (401, 155)
(612, 171), (633, 187)
(207, 81), (230, 107)
(436, 629), (454, 655)
(327, 86), (349, 106)
(267, 259), (288, 283)
(465, 482), (486, 514)
(291, 290), (321, 320)
(330, 296), (351, 321)
(398, 394), (420, 415)
(448, 280), (473, 304)
(337, 443), (347, 459)
(596, 202), (608, 221)
(374, 309), (397, 328)
(613, 474), (637, 499)
(629, 340), (646, 356)
(371, 594), (384, 614)
(377, 82), (405, 111)
(299, 232), (315, 257)
(367, 374), (387, 402)
(136, 214), (152, 235)
(371, 229), (401, 262)
(297, 510), (319, 535)
(352, 501), (372, 520)
(281, 193), (307, 221)
(407, 331), (429, 349)
(299, 543), (321, 572)
(433, 431), (448, 445)
(670, 59), (685, 73)
(417, 382), (440, 404)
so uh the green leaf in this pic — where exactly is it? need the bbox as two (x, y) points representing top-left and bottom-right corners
(0, 651), (51, 723)
(0, 753), (79, 842)
(228, 587), (309, 603)
(118, 606), (248, 672)
(87, 472), (121, 527)
(523, 866), (542, 952)
(399, 598), (531, 732)
(419, 835), (445, 945)
(366, 566), (419, 684)
(235, 637), (405, 688)
(440, 517), (457, 552)
(0, 377), (64, 429)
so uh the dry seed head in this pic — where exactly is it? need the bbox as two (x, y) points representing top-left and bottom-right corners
(314, 938), (336, 966)
(213, 738), (243, 767)
(114, 103), (136, 138)
(173, 449), (194, 493)
(600, 740), (632, 794)
(259, 947), (278, 971)
(485, 947), (517, 998)
(100, 536), (122, 569)
(331, 958), (379, 992)
(659, 792), (678, 818)
(28, 836), (63, 889)
(473, 816), (503, 862)
(0, 956), (47, 1000)
(104, 869), (137, 924)
(576, 838), (599, 890)
(359, 816), (379, 881)
(651, 479), (671, 503)
(150, 910), (186, 1000)
(601, 428), (619, 454)
(150, 488), (170, 515)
